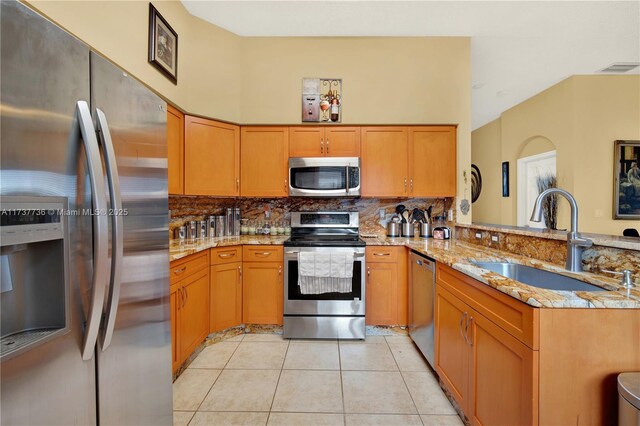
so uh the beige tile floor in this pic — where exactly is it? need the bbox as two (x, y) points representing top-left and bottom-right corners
(173, 334), (463, 426)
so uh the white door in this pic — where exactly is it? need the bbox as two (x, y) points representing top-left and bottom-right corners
(517, 151), (557, 227)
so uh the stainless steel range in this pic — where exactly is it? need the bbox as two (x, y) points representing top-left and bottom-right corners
(283, 212), (366, 339)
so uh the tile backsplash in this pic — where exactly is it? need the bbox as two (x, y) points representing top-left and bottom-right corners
(169, 196), (455, 238)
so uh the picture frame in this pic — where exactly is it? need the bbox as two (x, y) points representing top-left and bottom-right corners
(148, 3), (178, 84)
(613, 139), (640, 220)
(502, 161), (510, 197)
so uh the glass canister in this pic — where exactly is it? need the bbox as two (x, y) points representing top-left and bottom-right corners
(240, 219), (249, 235)
(234, 208), (241, 236)
(248, 219), (256, 235)
(208, 215), (216, 238)
(215, 215), (225, 237)
(226, 208), (234, 236)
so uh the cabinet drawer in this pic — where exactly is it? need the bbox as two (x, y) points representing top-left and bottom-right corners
(366, 246), (400, 263)
(436, 263), (539, 350)
(210, 246), (242, 265)
(170, 251), (209, 285)
(243, 245), (283, 262)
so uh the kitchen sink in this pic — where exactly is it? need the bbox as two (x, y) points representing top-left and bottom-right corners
(472, 262), (607, 292)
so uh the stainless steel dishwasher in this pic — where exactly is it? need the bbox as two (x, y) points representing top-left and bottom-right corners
(409, 251), (436, 368)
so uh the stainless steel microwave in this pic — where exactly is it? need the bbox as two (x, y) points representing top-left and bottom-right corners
(288, 157), (361, 197)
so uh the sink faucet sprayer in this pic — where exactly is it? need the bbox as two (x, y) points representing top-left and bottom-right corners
(530, 188), (592, 272)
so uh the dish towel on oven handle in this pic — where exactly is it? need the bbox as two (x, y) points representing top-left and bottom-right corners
(298, 252), (354, 294)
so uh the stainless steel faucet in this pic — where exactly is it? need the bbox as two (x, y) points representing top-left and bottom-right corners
(530, 188), (592, 272)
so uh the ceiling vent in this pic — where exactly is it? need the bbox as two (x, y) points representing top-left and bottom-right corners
(598, 62), (640, 73)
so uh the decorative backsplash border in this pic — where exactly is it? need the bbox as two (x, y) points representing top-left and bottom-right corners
(169, 196), (455, 238)
(456, 225), (640, 282)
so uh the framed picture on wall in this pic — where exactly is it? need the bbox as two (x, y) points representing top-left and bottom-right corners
(148, 3), (178, 84)
(613, 139), (640, 220)
(502, 161), (510, 197)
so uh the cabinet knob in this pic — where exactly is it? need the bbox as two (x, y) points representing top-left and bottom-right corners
(320, 139), (324, 154)
(410, 178), (413, 193)
(278, 266), (282, 276)
(367, 266), (371, 277)
(236, 178), (240, 192)
(284, 179), (288, 192)
(326, 139), (329, 154)
(404, 177), (407, 192)
(238, 265), (242, 277)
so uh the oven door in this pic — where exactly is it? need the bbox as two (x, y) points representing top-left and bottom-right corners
(288, 157), (360, 197)
(284, 246), (365, 316)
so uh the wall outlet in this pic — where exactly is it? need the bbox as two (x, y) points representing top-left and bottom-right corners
(475, 232), (482, 239)
(447, 209), (453, 221)
(491, 235), (500, 243)
(379, 208), (386, 220)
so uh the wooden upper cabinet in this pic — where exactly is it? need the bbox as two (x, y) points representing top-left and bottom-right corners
(241, 127), (289, 197)
(184, 116), (240, 196)
(167, 104), (184, 195)
(409, 126), (457, 197)
(325, 127), (360, 157)
(361, 127), (409, 197)
(289, 127), (360, 157)
(289, 127), (324, 157)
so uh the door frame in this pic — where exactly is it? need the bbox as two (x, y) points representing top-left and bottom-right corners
(517, 150), (557, 227)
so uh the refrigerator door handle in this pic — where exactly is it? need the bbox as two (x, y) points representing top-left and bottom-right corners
(75, 101), (110, 361)
(95, 109), (123, 352)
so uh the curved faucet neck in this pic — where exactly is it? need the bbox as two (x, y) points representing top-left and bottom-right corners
(537, 188), (579, 233)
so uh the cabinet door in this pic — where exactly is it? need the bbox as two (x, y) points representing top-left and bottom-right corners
(241, 127), (289, 197)
(409, 126), (456, 197)
(210, 262), (243, 333)
(167, 104), (184, 195)
(289, 127), (323, 157)
(468, 312), (537, 426)
(365, 262), (398, 325)
(170, 283), (180, 373)
(185, 116), (240, 196)
(325, 127), (361, 157)
(180, 269), (210, 362)
(361, 127), (408, 196)
(435, 286), (470, 413)
(242, 261), (283, 325)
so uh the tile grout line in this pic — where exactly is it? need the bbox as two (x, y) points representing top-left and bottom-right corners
(385, 336), (422, 422)
(338, 339), (346, 423)
(265, 338), (290, 425)
(190, 337), (245, 415)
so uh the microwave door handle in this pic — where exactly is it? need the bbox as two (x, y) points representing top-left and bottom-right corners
(75, 101), (109, 361)
(95, 109), (123, 352)
(345, 166), (350, 195)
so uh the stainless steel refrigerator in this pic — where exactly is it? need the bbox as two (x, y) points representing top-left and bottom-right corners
(0, 2), (172, 424)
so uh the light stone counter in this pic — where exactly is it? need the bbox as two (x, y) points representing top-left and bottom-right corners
(170, 235), (640, 309)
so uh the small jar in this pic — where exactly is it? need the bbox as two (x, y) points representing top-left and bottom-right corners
(248, 220), (256, 235)
(256, 221), (263, 235)
(270, 221), (279, 235)
(240, 219), (249, 235)
(263, 220), (271, 235)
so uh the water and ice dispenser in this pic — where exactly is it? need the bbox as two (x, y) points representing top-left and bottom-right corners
(0, 196), (70, 361)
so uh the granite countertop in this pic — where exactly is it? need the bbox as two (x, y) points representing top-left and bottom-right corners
(457, 222), (640, 251)
(170, 235), (640, 309)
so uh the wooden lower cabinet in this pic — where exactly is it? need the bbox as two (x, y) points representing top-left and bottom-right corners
(365, 246), (407, 326)
(170, 282), (180, 372)
(210, 262), (243, 333)
(436, 284), (537, 425)
(242, 261), (283, 325)
(170, 252), (210, 373)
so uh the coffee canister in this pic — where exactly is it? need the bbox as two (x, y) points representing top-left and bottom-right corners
(433, 226), (451, 240)
(401, 222), (414, 238)
(208, 215), (216, 238)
